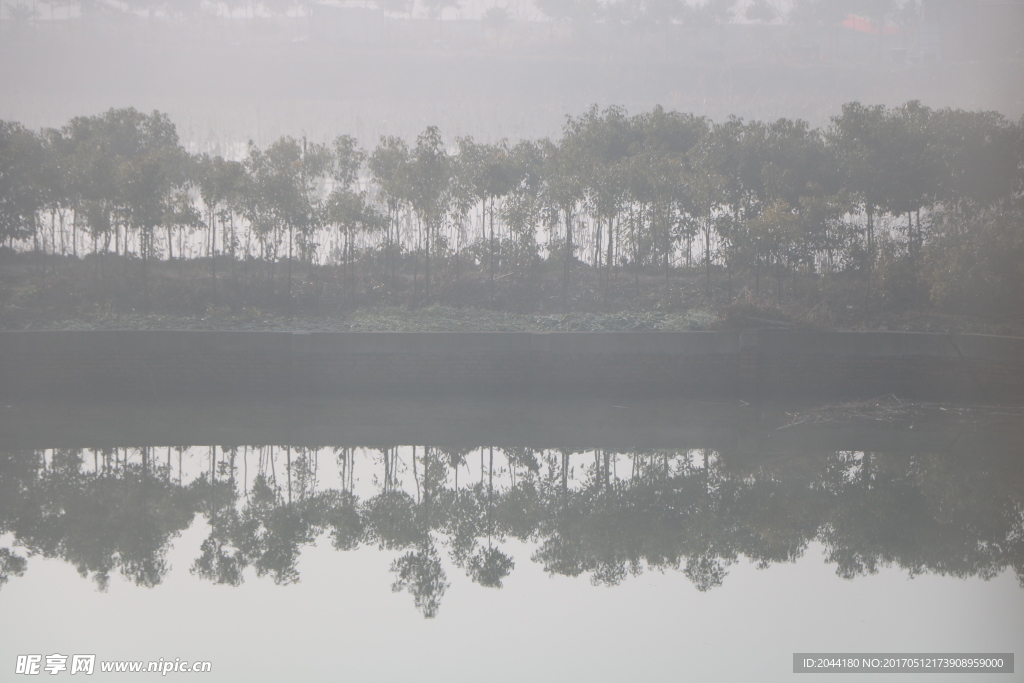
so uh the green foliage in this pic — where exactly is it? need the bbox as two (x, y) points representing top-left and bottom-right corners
(0, 547), (28, 591)
(0, 121), (47, 244)
(3, 438), (1023, 609)
(2, 102), (1022, 324)
(924, 209), (1024, 317)
(874, 236), (926, 311)
(390, 543), (448, 617)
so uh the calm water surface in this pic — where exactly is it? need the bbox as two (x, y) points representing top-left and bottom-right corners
(1, 398), (1022, 682)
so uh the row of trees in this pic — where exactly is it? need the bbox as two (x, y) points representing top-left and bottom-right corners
(2, 443), (1022, 617)
(2, 101), (1022, 314)
(0, 0), (924, 28)
(536, 0), (924, 29)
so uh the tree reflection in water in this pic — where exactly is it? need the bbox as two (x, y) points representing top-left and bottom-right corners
(1, 443), (1022, 617)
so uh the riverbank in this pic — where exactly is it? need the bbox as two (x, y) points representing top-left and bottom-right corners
(0, 306), (718, 333)
(5, 250), (1024, 338)
(6, 305), (1024, 337)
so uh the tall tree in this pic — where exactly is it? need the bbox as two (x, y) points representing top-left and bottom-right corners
(369, 136), (412, 285)
(0, 122), (46, 255)
(408, 126), (451, 304)
(196, 154), (247, 304)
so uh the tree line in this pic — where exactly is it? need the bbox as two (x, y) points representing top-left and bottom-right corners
(0, 0), (922, 27)
(1, 444), (1021, 617)
(2, 101), (1022, 316)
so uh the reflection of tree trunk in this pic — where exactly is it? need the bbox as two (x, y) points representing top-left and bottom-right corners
(703, 449), (709, 498)
(209, 445), (218, 522)
(487, 447), (495, 543)
(423, 448), (431, 517)
(561, 451), (569, 499)
(413, 445), (419, 504)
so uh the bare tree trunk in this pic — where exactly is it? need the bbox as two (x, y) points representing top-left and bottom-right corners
(489, 197), (495, 304)
(663, 203), (671, 282)
(349, 227), (356, 301)
(143, 228), (150, 312)
(287, 224), (293, 315)
(562, 207), (573, 311)
(633, 205), (641, 294)
(703, 212), (712, 301)
(604, 216), (614, 308)
(211, 208), (217, 307)
(865, 204), (874, 311)
(425, 221), (431, 303)
(411, 230), (419, 308)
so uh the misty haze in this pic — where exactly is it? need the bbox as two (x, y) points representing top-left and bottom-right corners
(1, 1), (1023, 682)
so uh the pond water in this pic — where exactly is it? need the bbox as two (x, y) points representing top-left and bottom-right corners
(1, 397), (1022, 682)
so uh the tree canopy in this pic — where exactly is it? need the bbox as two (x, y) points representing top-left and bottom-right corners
(2, 102), (1022, 318)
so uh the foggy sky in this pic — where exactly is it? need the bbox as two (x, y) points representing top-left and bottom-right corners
(1, 0), (1022, 152)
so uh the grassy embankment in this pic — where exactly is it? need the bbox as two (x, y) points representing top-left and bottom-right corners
(4, 251), (1022, 336)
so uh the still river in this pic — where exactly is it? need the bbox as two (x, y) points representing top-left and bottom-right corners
(1, 397), (1022, 682)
